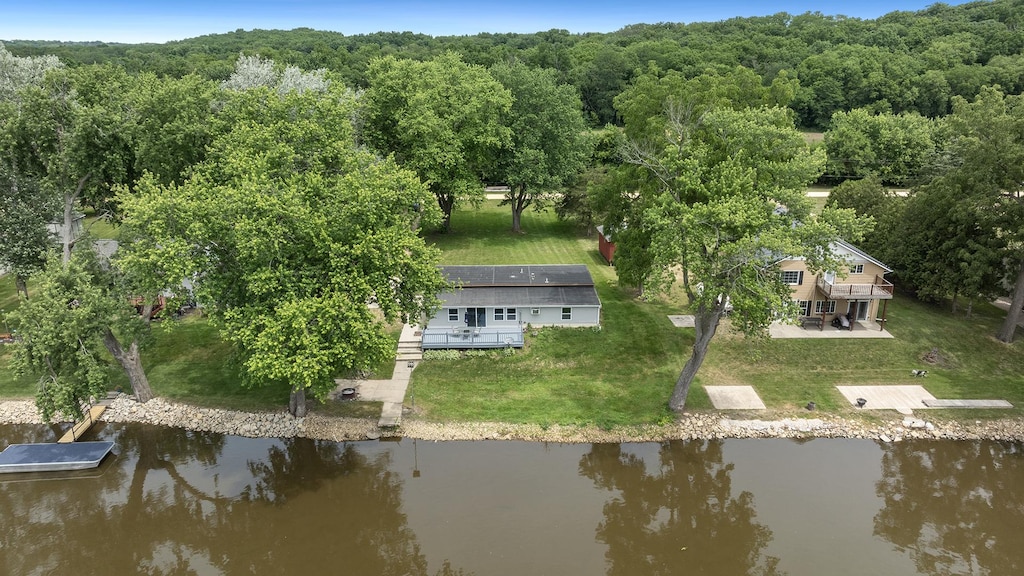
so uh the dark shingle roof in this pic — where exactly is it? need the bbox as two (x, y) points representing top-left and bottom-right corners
(440, 265), (594, 287)
(439, 286), (601, 307)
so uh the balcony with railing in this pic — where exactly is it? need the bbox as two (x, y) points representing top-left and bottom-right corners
(816, 275), (894, 300)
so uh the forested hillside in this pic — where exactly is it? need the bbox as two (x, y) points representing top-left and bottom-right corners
(5, 0), (1024, 127)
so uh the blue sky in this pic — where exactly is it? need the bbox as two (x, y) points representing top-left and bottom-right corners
(2, 1), (972, 44)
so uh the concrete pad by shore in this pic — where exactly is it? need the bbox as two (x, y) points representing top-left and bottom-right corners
(706, 386), (766, 410)
(837, 385), (936, 414)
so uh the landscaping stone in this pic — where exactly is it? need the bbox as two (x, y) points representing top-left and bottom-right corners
(1, 396), (1022, 443)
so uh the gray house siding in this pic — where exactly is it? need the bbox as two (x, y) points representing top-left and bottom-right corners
(421, 265), (602, 348)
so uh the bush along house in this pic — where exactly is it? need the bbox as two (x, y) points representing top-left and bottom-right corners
(780, 240), (894, 331)
(421, 265), (602, 349)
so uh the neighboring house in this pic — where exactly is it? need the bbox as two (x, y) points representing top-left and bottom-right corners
(421, 264), (602, 349)
(596, 225), (616, 265)
(780, 240), (894, 330)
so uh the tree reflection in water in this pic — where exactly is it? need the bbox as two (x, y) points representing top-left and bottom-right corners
(874, 440), (1024, 576)
(579, 440), (782, 576)
(0, 424), (472, 575)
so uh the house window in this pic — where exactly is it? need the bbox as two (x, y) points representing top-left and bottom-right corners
(448, 308), (459, 322)
(494, 308), (504, 321)
(797, 300), (811, 316)
(850, 264), (864, 274)
(561, 307), (572, 320)
(814, 300), (836, 314)
(782, 270), (803, 285)
(506, 308), (517, 321)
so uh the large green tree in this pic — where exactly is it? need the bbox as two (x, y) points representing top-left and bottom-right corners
(619, 105), (864, 411)
(892, 180), (1004, 316)
(918, 86), (1024, 342)
(825, 175), (904, 264)
(128, 72), (218, 186)
(2, 62), (156, 409)
(0, 43), (63, 297)
(119, 85), (447, 416)
(489, 61), (589, 233)
(8, 251), (154, 420)
(7, 65), (134, 263)
(0, 170), (57, 298)
(362, 52), (512, 232)
(824, 108), (938, 185)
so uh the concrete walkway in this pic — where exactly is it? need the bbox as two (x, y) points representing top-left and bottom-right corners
(333, 323), (421, 428)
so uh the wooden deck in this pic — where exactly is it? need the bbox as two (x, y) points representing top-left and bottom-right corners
(421, 328), (524, 349)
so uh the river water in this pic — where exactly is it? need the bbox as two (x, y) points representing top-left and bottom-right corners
(1, 422), (1021, 575)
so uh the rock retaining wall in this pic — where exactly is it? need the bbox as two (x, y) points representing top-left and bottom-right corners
(1, 396), (1022, 443)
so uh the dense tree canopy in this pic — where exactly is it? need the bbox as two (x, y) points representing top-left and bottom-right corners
(489, 60), (589, 233)
(617, 104), (865, 410)
(7, 0), (1024, 128)
(362, 52), (511, 232)
(118, 85), (447, 415)
(907, 86), (1024, 341)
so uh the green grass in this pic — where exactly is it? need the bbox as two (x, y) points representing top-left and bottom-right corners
(704, 296), (1024, 417)
(413, 202), (689, 426)
(3, 200), (1023, 426)
(82, 208), (118, 240)
(410, 201), (1024, 425)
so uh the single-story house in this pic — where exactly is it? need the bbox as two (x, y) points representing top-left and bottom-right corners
(780, 240), (894, 330)
(421, 264), (602, 349)
(596, 225), (616, 265)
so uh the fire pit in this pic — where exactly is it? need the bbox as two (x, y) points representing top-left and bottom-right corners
(340, 387), (357, 400)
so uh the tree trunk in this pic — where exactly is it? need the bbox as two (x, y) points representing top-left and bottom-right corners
(669, 304), (725, 411)
(997, 258), (1024, 343)
(102, 328), (154, 402)
(289, 388), (308, 417)
(509, 185), (530, 234)
(437, 192), (455, 233)
(61, 174), (91, 265)
(15, 274), (28, 299)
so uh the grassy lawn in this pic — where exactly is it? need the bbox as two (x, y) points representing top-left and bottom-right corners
(3, 200), (1023, 426)
(410, 201), (1024, 425)
(0, 272), (403, 412)
(82, 208), (118, 240)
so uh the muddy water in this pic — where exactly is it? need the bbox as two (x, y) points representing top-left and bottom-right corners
(1, 423), (1021, 575)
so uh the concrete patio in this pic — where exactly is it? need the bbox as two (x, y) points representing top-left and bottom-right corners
(770, 321), (893, 339)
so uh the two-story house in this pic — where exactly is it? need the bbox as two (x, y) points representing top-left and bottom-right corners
(779, 240), (894, 330)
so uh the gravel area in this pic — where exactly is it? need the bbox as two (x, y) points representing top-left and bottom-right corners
(1, 396), (1022, 443)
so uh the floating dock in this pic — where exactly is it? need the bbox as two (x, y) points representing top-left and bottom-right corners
(0, 441), (115, 474)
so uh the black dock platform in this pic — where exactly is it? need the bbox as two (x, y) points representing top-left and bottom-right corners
(0, 441), (115, 474)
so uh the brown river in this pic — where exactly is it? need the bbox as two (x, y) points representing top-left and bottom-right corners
(1, 422), (1022, 575)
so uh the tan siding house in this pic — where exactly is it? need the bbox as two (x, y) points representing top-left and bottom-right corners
(780, 240), (894, 330)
